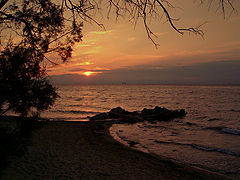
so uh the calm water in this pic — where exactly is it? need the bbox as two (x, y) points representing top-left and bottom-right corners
(43, 85), (240, 177)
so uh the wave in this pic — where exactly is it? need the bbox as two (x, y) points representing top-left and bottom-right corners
(205, 126), (223, 131)
(154, 140), (240, 157)
(207, 118), (220, 121)
(185, 122), (198, 126)
(196, 116), (207, 120)
(66, 104), (110, 111)
(205, 126), (240, 136)
(45, 117), (90, 121)
(51, 110), (99, 114)
(230, 109), (240, 112)
(67, 104), (84, 107)
(222, 128), (240, 135)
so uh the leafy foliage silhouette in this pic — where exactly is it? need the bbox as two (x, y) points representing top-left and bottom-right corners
(0, 45), (59, 116)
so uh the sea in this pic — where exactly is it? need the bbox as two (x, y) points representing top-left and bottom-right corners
(42, 84), (240, 177)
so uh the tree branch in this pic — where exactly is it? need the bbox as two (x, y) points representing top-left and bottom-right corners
(0, 0), (9, 10)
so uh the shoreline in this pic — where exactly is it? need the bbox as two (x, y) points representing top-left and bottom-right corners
(104, 121), (233, 179)
(1, 120), (232, 179)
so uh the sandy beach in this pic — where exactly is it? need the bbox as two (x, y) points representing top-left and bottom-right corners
(1, 121), (232, 179)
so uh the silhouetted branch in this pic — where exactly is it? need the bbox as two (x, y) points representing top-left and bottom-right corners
(0, 0), (238, 61)
(155, 0), (183, 35)
(0, 0), (9, 10)
(200, 0), (236, 18)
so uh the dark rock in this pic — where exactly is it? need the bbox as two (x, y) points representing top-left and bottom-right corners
(107, 107), (143, 123)
(90, 106), (186, 123)
(141, 106), (186, 121)
(122, 117), (141, 124)
(90, 113), (108, 121)
(108, 107), (129, 118)
(154, 106), (170, 113)
(179, 109), (187, 116)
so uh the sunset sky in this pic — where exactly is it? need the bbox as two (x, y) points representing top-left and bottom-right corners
(48, 1), (240, 84)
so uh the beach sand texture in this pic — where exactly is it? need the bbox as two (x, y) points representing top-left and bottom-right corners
(1, 121), (230, 179)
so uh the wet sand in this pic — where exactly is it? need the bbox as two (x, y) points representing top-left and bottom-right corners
(1, 121), (231, 179)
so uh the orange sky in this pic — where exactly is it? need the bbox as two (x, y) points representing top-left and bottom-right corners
(48, 1), (240, 83)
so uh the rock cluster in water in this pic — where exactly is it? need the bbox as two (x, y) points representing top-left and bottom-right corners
(90, 106), (186, 123)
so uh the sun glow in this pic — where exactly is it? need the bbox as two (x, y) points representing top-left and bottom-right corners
(83, 71), (95, 76)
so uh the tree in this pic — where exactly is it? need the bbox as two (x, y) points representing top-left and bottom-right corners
(0, 1), (236, 54)
(0, 0), (84, 116)
(0, 0), (237, 116)
(0, 45), (59, 116)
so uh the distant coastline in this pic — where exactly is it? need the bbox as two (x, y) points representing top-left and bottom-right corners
(49, 81), (240, 86)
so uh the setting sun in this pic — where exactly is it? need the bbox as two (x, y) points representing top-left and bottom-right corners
(83, 71), (94, 76)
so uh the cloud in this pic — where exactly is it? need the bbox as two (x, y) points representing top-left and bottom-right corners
(49, 60), (240, 85)
(48, 74), (92, 85)
(68, 68), (85, 72)
(95, 60), (240, 84)
(66, 66), (110, 74)
(93, 67), (111, 71)
(127, 37), (136, 41)
(75, 44), (91, 48)
(90, 69), (109, 72)
(154, 32), (168, 36)
(89, 30), (113, 35)
(75, 61), (94, 66)
(81, 46), (102, 54)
